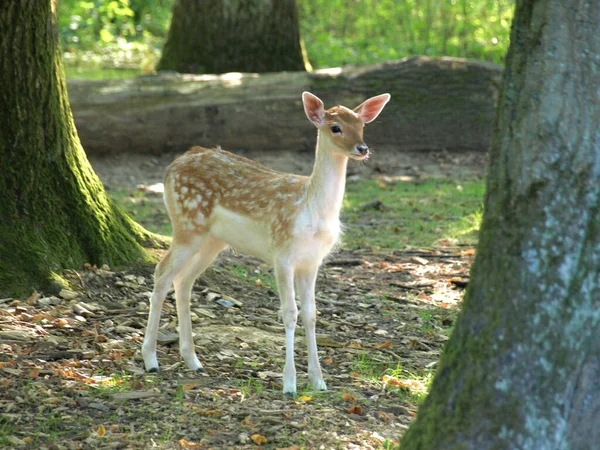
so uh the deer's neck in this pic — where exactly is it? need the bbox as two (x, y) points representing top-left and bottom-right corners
(306, 133), (348, 219)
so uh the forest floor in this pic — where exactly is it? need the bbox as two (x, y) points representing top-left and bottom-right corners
(0, 149), (486, 449)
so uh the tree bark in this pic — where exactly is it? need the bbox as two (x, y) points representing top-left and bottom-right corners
(67, 57), (502, 155)
(0, 1), (159, 297)
(157, 0), (306, 74)
(401, 1), (600, 448)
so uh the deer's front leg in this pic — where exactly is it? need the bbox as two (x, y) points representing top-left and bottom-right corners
(275, 263), (298, 396)
(296, 265), (327, 391)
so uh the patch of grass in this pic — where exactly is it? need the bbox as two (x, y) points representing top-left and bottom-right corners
(37, 414), (72, 440)
(351, 352), (434, 404)
(224, 263), (277, 291)
(90, 371), (155, 396)
(419, 310), (436, 333)
(0, 418), (17, 447)
(109, 188), (172, 236)
(396, 369), (434, 404)
(158, 424), (175, 443)
(416, 307), (459, 337)
(343, 178), (485, 250)
(65, 65), (142, 80)
(351, 352), (390, 381)
(173, 386), (185, 410)
(236, 378), (265, 396)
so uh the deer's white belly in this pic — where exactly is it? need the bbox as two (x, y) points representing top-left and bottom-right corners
(209, 206), (273, 262)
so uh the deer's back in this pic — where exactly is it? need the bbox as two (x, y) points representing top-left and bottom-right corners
(164, 147), (309, 249)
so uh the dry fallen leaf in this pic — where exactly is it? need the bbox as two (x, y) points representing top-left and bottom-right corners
(375, 341), (392, 349)
(377, 411), (391, 423)
(376, 179), (388, 190)
(251, 434), (267, 445)
(241, 417), (254, 427)
(276, 446), (301, 450)
(347, 405), (364, 416)
(27, 368), (40, 379)
(129, 380), (144, 390)
(323, 357), (334, 365)
(341, 392), (356, 402)
(26, 292), (40, 305)
(179, 438), (203, 448)
(382, 375), (427, 392)
(97, 424), (107, 437)
(296, 395), (312, 402)
(51, 318), (70, 328)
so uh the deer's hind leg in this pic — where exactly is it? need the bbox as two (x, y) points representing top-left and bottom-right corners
(173, 235), (227, 371)
(142, 234), (226, 372)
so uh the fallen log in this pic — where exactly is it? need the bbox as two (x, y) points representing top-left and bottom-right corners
(67, 57), (502, 155)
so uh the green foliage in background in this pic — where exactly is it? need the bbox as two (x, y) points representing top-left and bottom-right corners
(59, 0), (513, 78)
(299, 0), (513, 67)
(58, 0), (172, 74)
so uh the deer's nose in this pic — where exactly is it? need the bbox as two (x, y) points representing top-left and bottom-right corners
(356, 144), (369, 155)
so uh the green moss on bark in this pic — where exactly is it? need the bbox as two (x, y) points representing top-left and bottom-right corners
(0, 1), (164, 297)
(400, 0), (600, 447)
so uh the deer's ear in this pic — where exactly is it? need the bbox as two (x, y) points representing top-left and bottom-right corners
(354, 93), (391, 124)
(302, 91), (325, 126)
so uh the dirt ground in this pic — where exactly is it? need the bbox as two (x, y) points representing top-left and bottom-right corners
(0, 149), (485, 449)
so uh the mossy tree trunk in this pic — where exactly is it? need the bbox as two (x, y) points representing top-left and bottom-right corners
(401, 1), (600, 448)
(0, 1), (158, 297)
(157, 0), (306, 74)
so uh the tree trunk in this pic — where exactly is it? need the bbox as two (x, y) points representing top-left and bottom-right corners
(67, 57), (502, 155)
(401, 1), (600, 448)
(157, 0), (306, 74)
(0, 1), (159, 297)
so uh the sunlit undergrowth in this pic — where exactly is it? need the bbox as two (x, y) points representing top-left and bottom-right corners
(343, 177), (485, 250)
(59, 0), (513, 80)
(109, 177), (485, 251)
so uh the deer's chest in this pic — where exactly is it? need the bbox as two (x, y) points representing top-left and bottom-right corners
(291, 212), (341, 264)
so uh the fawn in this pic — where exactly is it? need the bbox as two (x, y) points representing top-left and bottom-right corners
(142, 91), (391, 395)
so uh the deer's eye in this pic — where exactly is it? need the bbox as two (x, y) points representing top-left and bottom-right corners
(331, 125), (341, 134)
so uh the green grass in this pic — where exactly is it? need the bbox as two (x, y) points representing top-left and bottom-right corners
(110, 188), (172, 236)
(352, 352), (392, 380)
(0, 418), (17, 447)
(65, 65), (142, 80)
(236, 377), (266, 397)
(343, 178), (485, 250)
(224, 263), (277, 291)
(36, 413), (83, 441)
(419, 310), (436, 333)
(351, 352), (433, 404)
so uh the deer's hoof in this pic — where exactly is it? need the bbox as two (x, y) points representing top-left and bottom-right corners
(312, 379), (328, 391)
